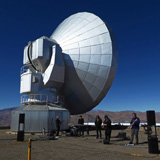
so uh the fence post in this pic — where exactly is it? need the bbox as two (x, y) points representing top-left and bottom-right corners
(28, 138), (31, 160)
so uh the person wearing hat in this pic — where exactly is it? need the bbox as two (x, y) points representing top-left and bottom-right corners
(103, 115), (112, 144)
(78, 115), (84, 136)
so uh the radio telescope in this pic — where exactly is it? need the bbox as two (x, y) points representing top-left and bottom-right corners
(11, 12), (118, 132)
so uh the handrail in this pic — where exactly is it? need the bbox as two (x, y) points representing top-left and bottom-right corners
(21, 94), (56, 104)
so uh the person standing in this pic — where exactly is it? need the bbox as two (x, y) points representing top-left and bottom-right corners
(78, 115), (84, 136)
(95, 115), (102, 139)
(129, 113), (140, 145)
(103, 115), (112, 144)
(56, 116), (61, 136)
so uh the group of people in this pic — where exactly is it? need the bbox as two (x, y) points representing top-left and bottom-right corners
(95, 115), (112, 143)
(56, 113), (140, 145)
(94, 113), (140, 144)
(77, 113), (140, 144)
(77, 114), (112, 144)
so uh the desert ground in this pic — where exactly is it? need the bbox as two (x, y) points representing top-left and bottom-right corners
(0, 128), (160, 160)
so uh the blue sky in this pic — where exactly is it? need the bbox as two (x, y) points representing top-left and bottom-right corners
(0, 0), (160, 112)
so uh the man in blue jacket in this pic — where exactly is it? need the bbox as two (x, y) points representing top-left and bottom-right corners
(129, 113), (140, 145)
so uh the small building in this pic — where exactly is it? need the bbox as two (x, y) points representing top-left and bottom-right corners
(11, 104), (70, 133)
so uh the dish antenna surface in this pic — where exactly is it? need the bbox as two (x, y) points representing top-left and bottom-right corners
(50, 12), (118, 114)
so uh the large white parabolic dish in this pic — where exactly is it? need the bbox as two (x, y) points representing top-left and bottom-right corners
(51, 12), (118, 114)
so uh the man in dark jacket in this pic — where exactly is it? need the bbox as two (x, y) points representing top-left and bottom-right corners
(103, 115), (112, 144)
(95, 115), (102, 139)
(78, 115), (84, 136)
(56, 116), (61, 136)
(129, 113), (140, 145)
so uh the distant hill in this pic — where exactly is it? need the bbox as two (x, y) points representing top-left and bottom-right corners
(70, 110), (149, 125)
(0, 107), (18, 126)
(71, 110), (160, 124)
(1, 107), (160, 126)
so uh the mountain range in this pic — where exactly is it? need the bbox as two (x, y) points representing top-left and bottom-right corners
(1, 107), (160, 127)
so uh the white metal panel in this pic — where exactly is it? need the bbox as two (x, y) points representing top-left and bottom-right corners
(100, 33), (111, 43)
(101, 54), (112, 66)
(91, 45), (101, 54)
(90, 55), (101, 65)
(69, 54), (79, 61)
(88, 64), (100, 75)
(80, 46), (90, 55)
(77, 62), (89, 71)
(20, 72), (32, 93)
(69, 48), (79, 55)
(101, 43), (112, 54)
(79, 54), (90, 63)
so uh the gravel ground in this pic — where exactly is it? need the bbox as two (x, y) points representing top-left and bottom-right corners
(0, 128), (160, 160)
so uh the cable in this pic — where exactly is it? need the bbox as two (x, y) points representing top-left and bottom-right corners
(27, 41), (38, 71)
